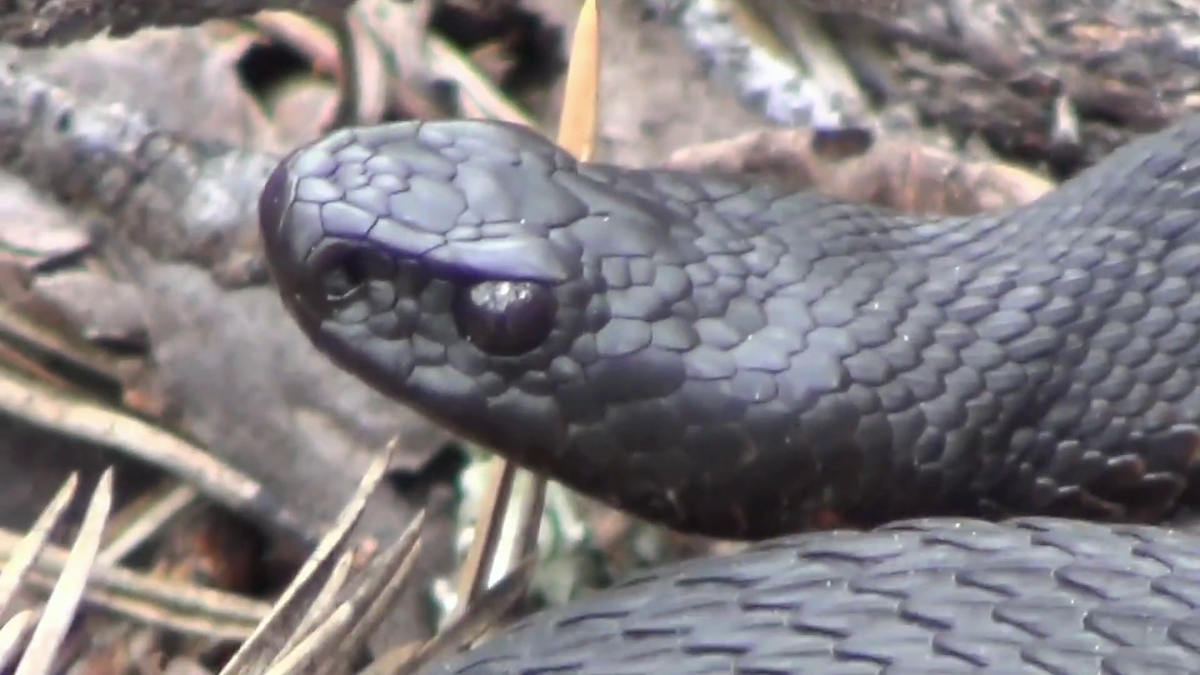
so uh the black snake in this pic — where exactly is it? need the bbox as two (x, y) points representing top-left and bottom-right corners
(257, 116), (1200, 672)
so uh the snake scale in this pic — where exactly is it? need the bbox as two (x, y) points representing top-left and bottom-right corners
(258, 115), (1200, 672)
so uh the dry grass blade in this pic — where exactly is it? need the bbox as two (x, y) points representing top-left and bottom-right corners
(0, 473), (78, 619)
(0, 369), (313, 544)
(97, 484), (200, 566)
(262, 603), (355, 675)
(367, 556), (536, 675)
(0, 340), (77, 393)
(508, 475), (544, 583)
(14, 469), (113, 675)
(241, 469), (427, 674)
(0, 303), (123, 386)
(557, 0), (600, 161)
(0, 528), (268, 640)
(266, 510), (427, 675)
(0, 609), (34, 668)
(318, 512), (425, 671)
(218, 443), (394, 674)
(451, 460), (516, 611)
(274, 550), (356, 659)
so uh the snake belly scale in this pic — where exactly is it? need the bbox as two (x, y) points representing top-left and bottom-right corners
(258, 115), (1200, 673)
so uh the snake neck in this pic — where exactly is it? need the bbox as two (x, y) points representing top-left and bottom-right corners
(540, 147), (1200, 536)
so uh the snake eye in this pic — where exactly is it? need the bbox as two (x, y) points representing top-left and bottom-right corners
(454, 281), (557, 356)
(307, 241), (395, 305)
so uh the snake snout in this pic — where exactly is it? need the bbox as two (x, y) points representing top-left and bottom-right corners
(258, 153), (293, 244)
(257, 151), (406, 340)
(259, 152), (311, 312)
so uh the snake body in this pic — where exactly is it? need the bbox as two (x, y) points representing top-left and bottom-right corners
(258, 116), (1200, 671)
(418, 517), (1200, 674)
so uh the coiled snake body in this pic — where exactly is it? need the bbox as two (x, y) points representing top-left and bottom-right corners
(259, 116), (1200, 672)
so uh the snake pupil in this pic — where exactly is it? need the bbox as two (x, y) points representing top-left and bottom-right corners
(454, 280), (557, 356)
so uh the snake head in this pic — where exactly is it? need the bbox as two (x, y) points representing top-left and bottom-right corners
(257, 119), (667, 472)
(258, 119), (831, 537)
(260, 116), (935, 539)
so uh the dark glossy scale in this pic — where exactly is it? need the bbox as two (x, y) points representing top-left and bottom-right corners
(417, 518), (1200, 675)
(258, 115), (1200, 540)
